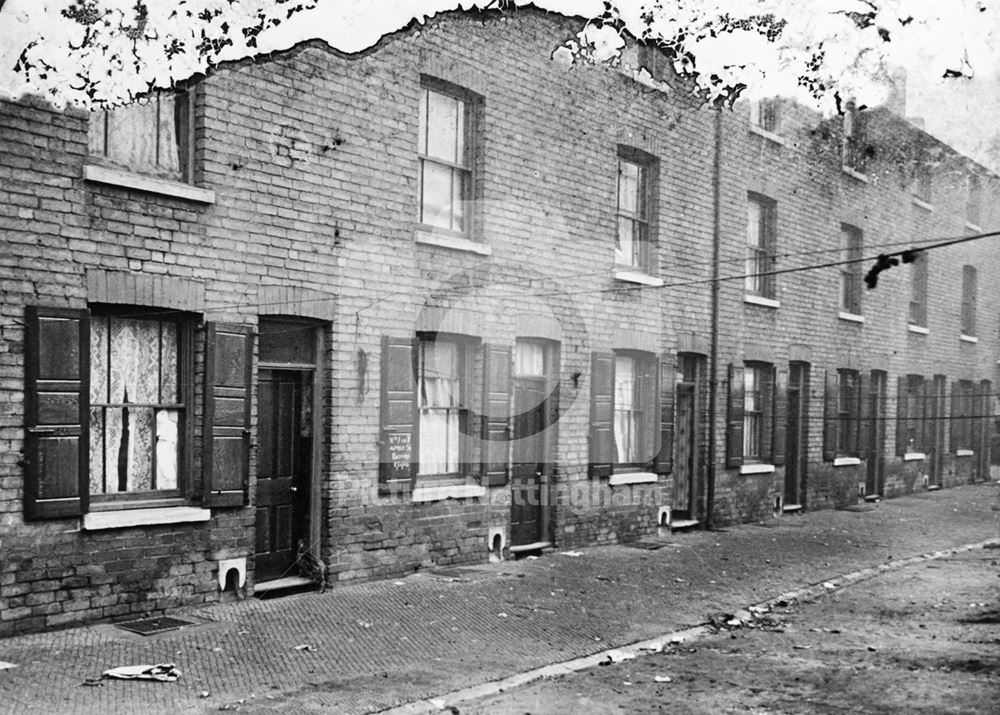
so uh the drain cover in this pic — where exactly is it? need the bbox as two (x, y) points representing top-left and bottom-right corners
(115, 616), (195, 636)
(626, 541), (666, 550)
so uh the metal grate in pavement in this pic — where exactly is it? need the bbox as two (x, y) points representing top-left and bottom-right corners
(114, 616), (196, 636)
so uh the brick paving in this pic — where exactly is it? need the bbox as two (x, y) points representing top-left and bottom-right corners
(0, 483), (997, 714)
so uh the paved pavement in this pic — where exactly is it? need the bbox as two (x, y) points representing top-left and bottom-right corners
(1, 483), (998, 714)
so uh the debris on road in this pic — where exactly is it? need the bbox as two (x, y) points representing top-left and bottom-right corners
(294, 644), (316, 652)
(600, 650), (636, 665)
(102, 663), (180, 682)
(654, 675), (673, 683)
(560, 551), (583, 557)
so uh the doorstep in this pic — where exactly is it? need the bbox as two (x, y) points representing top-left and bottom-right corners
(253, 576), (314, 594)
(508, 541), (552, 555)
(782, 504), (803, 513)
(669, 519), (700, 532)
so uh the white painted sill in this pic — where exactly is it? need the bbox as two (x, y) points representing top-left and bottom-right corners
(414, 228), (492, 256)
(84, 164), (216, 204)
(411, 484), (486, 502)
(609, 471), (658, 486)
(838, 311), (865, 324)
(908, 324), (929, 335)
(903, 452), (926, 461)
(960, 334), (979, 344)
(965, 220), (983, 233)
(841, 166), (869, 183)
(739, 463), (775, 475)
(955, 449), (975, 457)
(833, 457), (861, 467)
(744, 294), (780, 309)
(83, 506), (211, 531)
(911, 196), (934, 212)
(748, 125), (787, 146)
(613, 267), (664, 287)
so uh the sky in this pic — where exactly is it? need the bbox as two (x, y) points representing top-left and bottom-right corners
(1, 0), (999, 169)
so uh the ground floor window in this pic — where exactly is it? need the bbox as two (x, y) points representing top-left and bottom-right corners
(417, 338), (468, 476)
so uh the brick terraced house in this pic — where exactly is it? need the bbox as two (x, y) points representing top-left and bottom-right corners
(1, 8), (998, 634)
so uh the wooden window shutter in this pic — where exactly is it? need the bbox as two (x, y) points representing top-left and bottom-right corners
(772, 367), (788, 467)
(822, 369), (838, 462)
(858, 371), (871, 458)
(203, 323), (253, 507)
(24, 307), (90, 520)
(589, 352), (615, 478)
(978, 380), (992, 476)
(639, 357), (658, 466)
(481, 344), (511, 487)
(379, 336), (417, 494)
(895, 376), (909, 456)
(654, 355), (675, 475)
(760, 366), (775, 463)
(725, 363), (744, 469)
(949, 380), (961, 453)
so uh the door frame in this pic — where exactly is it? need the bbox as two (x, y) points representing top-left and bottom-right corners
(257, 318), (324, 568)
(510, 338), (559, 548)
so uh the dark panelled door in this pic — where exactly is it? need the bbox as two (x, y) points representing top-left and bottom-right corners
(673, 383), (695, 518)
(784, 363), (808, 507)
(511, 376), (545, 546)
(255, 369), (311, 582)
(866, 371), (887, 496)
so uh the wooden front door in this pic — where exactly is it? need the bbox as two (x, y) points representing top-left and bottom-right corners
(255, 368), (312, 582)
(673, 383), (696, 518)
(784, 363), (809, 507)
(866, 370), (887, 497)
(510, 341), (553, 547)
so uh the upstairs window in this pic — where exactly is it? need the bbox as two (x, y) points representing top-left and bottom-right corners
(418, 80), (475, 234)
(750, 98), (780, 134)
(746, 194), (777, 299)
(909, 251), (928, 327)
(842, 104), (867, 173)
(961, 265), (978, 336)
(967, 174), (982, 226)
(88, 90), (192, 182)
(839, 224), (863, 315)
(637, 44), (670, 82)
(616, 149), (655, 270)
(912, 162), (932, 204)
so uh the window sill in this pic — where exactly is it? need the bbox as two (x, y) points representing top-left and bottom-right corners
(903, 452), (926, 461)
(82, 506), (211, 531)
(613, 267), (664, 287)
(838, 311), (864, 324)
(841, 165), (869, 183)
(748, 124), (787, 146)
(414, 228), (492, 256)
(609, 471), (658, 486)
(833, 456), (861, 467)
(965, 220), (983, 233)
(744, 294), (780, 309)
(960, 334), (979, 344)
(955, 449), (975, 457)
(739, 463), (775, 475)
(911, 196), (934, 212)
(83, 164), (215, 204)
(908, 324), (929, 335)
(411, 483), (486, 502)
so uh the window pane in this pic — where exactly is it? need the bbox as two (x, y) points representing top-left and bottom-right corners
(515, 342), (545, 377)
(425, 89), (459, 162)
(106, 100), (159, 175)
(89, 407), (105, 494)
(418, 88), (428, 155)
(451, 168), (467, 232)
(746, 201), (762, 248)
(614, 356), (637, 463)
(618, 161), (639, 214)
(160, 321), (179, 403)
(90, 317), (109, 403)
(108, 317), (163, 404)
(420, 161), (454, 229)
(616, 216), (635, 266)
(155, 408), (179, 489)
(157, 93), (181, 180)
(98, 406), (156, 493)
